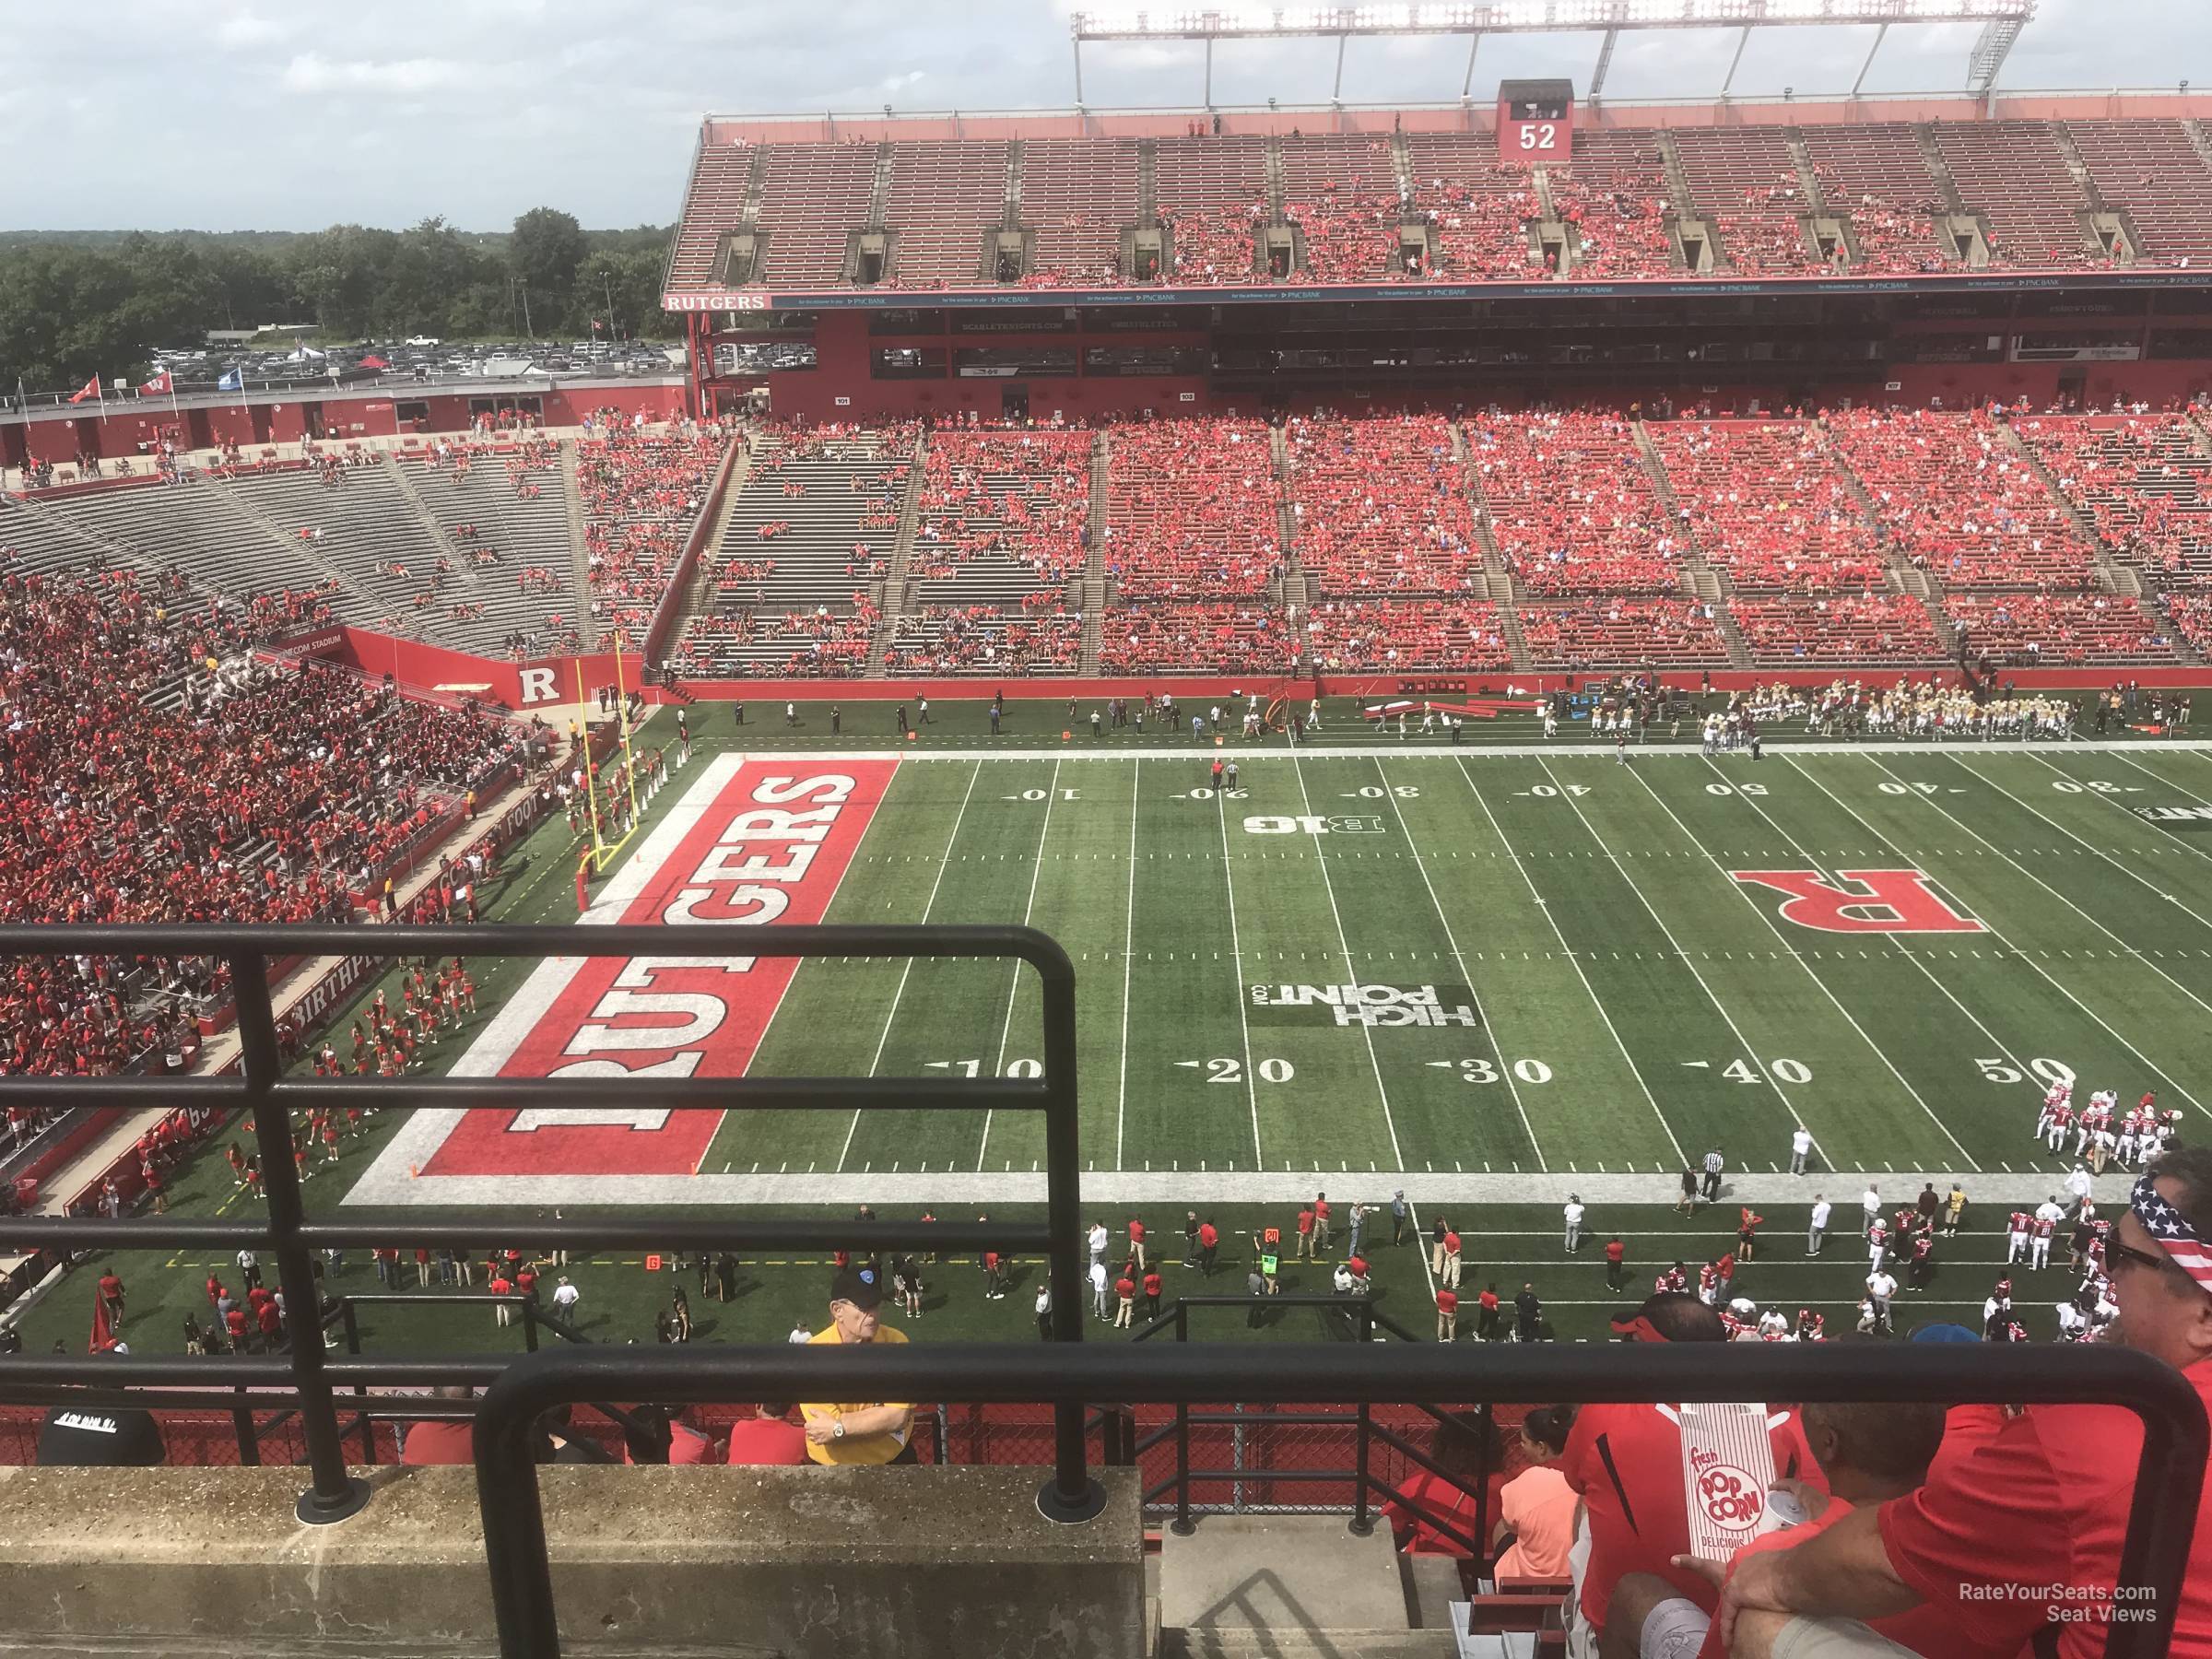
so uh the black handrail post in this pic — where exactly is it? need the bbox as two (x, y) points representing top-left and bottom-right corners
(1035, 937), (1105, 1524)
(230, 1385), (260, 1467)
(1349, 1304), (1373, 1536)
(340, 1300), (377, 1463)
(523, 1299), (539, 1353)
(231, 949), (370, 1526)
(1171, 1300), (1194, 1535)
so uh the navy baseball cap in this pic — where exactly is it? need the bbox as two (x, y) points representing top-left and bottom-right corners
(831, 1265), (885, 1310)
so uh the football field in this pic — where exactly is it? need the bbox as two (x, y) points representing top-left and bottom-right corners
(358, 712), (2212, 1212)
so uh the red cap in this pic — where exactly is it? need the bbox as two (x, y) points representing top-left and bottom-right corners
(1347, 1256), (1368, 1276)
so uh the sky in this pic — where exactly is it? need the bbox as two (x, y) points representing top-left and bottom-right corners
(4, 0), (2208, 232)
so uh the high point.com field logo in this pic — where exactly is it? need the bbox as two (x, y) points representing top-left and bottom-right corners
(1250, 983), (1483, 1028)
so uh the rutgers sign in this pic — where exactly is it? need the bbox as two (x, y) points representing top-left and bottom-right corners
(1729, 869), (1983, 935)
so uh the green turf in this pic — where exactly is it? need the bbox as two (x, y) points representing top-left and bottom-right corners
(11, 700), (2210, 1361)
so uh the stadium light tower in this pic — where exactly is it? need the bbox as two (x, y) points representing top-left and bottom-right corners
(1068, 2), (2038, 106)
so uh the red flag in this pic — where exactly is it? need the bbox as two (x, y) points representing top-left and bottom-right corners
(591, 318), (605, 332)
(66, 375), (100, 406)
(89, 1287), (115, 1354)
(359, 355), (389, 371)
(139, 370), (171, 396)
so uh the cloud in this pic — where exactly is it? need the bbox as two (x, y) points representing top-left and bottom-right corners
(216, 11), (294, 49)
(281, 52), (466, 95)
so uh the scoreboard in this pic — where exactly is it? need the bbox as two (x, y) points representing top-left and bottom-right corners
(1497, 78), (1573, 166)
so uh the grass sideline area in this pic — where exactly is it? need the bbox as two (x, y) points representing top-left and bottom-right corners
(7, 695), (2207, 1359)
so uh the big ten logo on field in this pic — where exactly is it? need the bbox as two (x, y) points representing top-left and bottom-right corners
(1249, 983), (1482, 1028)
(1729, 868), (1983, 935)
(2137, 805), (2212, 828)
(1243, 815), (1386, 835)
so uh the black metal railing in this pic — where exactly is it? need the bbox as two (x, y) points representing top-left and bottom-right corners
(0, 922), (1097, 1524)
(0, 924), (2205, 1659)
(1131, 1293), (1491, 1550)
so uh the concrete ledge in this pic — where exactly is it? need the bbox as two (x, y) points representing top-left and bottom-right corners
(0, 1463), (1143, 1658)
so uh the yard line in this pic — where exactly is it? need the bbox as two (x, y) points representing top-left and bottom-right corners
(1288, 750), (1406, 1171)
(1528, 754), (1835, 1162)
(1450, 754), (1686, 1167)
(1213, 760), (1265, 1171)
(977, 758), (1063, 1171)
(1375, 759), (1547, 1170)
(2031, 749), (2212, 868)
(1620, 759), (1977, 1169)
(1949, 755), (2212, 937)
(1115, 757), (1140, 1170)
(1837, 753), (2212, 1120)
(1704, 754), (2046, 1120)
(834, 759), (982, 1173)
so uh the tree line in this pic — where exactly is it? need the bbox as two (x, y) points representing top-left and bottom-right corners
(0, 209), (675, 394)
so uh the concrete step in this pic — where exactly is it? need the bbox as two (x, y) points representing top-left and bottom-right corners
(1162, 1629), (1464, 1659)
(1160, 1515), (1411, 1638)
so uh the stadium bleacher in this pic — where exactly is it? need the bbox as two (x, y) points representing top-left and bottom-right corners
(1646, 420), (1889, 593)
(1825, 408), (2100, 588)
(2017, 414), (2212, 588)
(1469, 411), (1685, 594)
(1284, 414), (1482, 595)
(1933, 121), (2093, 268)
(1670, 127), (1819, 275)
(1103, 418), (1282, 599)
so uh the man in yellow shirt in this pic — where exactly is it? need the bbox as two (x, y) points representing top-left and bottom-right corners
(800, 1266), (915, 1465)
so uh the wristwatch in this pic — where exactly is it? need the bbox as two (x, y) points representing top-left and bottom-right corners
(831, 1419), (845, 1439)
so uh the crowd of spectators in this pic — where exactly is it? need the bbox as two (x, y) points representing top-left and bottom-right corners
(1283, 413), (1483, 594)
(1470, 411), (1685, 593)
(1827, 408), (2099, 588)
(1103, 419), (1284, 598)
(1300, 599), (1512, 671)
(2169, 593), (2212, 655)
(1284, 179), (1403, 284)
(1160, 198), (1268, 284)
(2017, 413), (2212, 589)
(1727, 594), (1943, 663)
(1841, 194), (1952, 274)
(1648, 420), (1888, 592)
(1412, 167), (1546, 278)
(675, 601), (880, 677)
(1712, 178), (1822, 274)
(912, 429), (1092, 585)
(1098, 604), (1291, 675)
(883, 605), (1081, 675)
(578, 418), (731, 641)
(0, 568), (518, 1077)
(1944, 593), (2178, 665)
(1520, 599), (1730, 665)
(1548, 172), (1678, 276)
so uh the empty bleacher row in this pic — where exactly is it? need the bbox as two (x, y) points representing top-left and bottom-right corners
(392, 443), (584, 655)
(670, 423), (915, 678)
(14, 411), (2208, 677)
(667, 119), (2212, 291)
(2016, 414), (2212, 588)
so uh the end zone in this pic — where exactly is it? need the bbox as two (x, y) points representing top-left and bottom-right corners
(351, 751), (895, 1192)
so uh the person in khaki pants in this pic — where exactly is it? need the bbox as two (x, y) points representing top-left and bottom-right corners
(1435, 1286), (1458, 1342)
(1113, 1272), (1135, 1329)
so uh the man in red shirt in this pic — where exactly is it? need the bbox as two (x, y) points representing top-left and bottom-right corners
(1609, 1398), (2011, 1659)
(1196, 1219), (1219, 1277)
(255, 1296), (284, 1347)
(1113, 1271), (1136, 1329)
(1435, 1286), (1459, 1342)
(726, 1404), (808, 1466)
(1605, 1237), (1628, 1293)
(401, 1387), (477, 1465)
(1294, 1205), (1316, 1261)
(1557, 1293), (1820, 1653)
(1126, 1217), (1147, 1273)
(1142, 1268), (1164, 1320)
(1703, 1150), (2212, 1659)
(1441, 1227), (1464, 1288)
